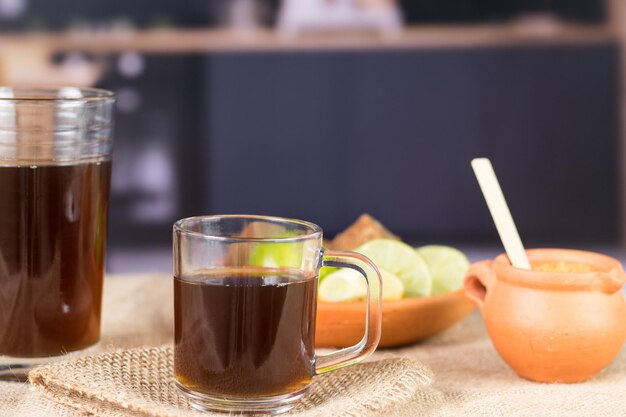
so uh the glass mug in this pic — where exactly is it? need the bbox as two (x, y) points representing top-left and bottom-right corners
(173, 215), (382, 414)
(0, 87), (115, 380)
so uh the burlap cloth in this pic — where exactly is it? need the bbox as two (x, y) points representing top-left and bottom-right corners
(28, 346), (428, 417)
(3, 274), (626, 416)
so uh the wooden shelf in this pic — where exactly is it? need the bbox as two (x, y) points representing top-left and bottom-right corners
(0, 24), (615, 55)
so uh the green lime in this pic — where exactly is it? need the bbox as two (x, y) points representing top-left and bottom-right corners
(318, 267), (405, 302)
(319, 268), (367, 302)
(416, 245), (469, 295)
(249, 242), (303, 268)
(355, 239), (432, 297)
(319, 266), (337, 282)
(380, 268), (404, 300)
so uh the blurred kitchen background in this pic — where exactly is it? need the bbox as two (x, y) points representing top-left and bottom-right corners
(1, 0), (625, 272)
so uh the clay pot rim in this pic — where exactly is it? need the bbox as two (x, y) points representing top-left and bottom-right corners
(493, 248), (626, 293)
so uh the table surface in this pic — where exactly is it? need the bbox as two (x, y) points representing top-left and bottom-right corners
(2, 274), (626, 417)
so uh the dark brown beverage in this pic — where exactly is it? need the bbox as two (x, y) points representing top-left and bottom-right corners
(174, 268), (317, 398)
(0, 160), (111, 357)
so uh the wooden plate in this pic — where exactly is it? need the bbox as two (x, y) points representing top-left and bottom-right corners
(315, 289), (474, 348)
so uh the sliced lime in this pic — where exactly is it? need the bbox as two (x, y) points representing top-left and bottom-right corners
(416, 245), (470, 295)
(380, 268), (404, 300)
(319, 268), (367, 302)
(249, 242), (303, 268)
(319, 267), (404, 302)
(356, 239), (432, 297)
(319, 266), (337, 282)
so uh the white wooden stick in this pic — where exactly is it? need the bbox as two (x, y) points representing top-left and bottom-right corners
(471, 158), (531, 270)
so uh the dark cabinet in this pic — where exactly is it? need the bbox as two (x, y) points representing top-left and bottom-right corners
(203, 44), (619, 244)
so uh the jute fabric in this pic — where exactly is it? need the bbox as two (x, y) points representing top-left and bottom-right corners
(28, 346), (430, 417)
(2, 274), (626, 416)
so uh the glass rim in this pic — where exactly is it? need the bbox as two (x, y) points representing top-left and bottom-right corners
(173, 214), (323, 243)
(0, 86), (115, 102)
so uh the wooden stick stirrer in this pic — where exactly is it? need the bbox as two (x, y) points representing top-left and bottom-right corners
(471, 158), (531, 270)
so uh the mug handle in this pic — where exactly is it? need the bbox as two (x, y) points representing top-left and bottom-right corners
(315, 249), (383, 375)
(463, 260), (495, 310)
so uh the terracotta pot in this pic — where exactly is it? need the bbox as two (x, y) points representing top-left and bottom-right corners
(464, 248), (626, 383)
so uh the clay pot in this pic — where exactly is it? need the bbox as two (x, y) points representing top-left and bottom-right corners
(464, 248), (626, 383)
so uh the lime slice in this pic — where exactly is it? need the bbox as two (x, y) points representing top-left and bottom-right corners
(319, 266), (337, 283)
(319, 267), (404, 302)
(249, 242), (303, 268)
(416, 245), (470, 295)
(319, 269), (367, 302)
(356, 239), (432, 297)
(380, 268), (404, 300)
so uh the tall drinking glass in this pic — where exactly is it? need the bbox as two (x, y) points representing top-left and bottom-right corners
(173, 215), (382, 414)
(0, 87), (115, 380)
